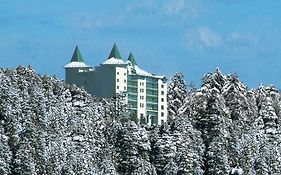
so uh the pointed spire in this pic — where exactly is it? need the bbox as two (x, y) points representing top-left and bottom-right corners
(128, 52), (137, 65)
(108, 43), (122, 59)
(71, 46), (84, 62)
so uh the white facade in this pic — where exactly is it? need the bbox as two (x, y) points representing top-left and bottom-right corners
(157, 79), (168, 125)
(115, 67), (128, 94)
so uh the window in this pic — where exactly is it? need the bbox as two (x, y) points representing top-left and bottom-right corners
(124, 86), (126, 90)
(161, 112), (164, 117)
(117, 72), (119, 75)
(124, 79), (126, 83)
(161, 91), (164, 95)
(117, 86), (119, 89)
(161, 120), (164, 125)
(161, 84), (164, 88)
(117, 79), (119, 82)
(140, 103), (144, 108)
(124, 73), (126, 76)
(161, 105), (164, 110)
(140, 89), (144, 93)
(140, 82), (144, 86)
(161, 98), (164, 102)
(140, 96), (144, 100)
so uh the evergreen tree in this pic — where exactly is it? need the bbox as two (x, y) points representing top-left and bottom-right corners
(0, 125), (12, 175)
(167, 73), (188, 122)
(152, 133), (177, 175)
(116, 121), (155, 175)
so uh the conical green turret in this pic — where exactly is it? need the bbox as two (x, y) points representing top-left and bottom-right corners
(108, 43), (122, 59)
(128, 52), (137, 65)
(71, 46), (84, 62)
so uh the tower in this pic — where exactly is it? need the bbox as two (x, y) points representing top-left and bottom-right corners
(64, 46), (90, 88)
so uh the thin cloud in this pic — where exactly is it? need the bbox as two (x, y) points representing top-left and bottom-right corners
(67, 13), (105, 31)
(162, 0), (201, 18)
(185, 27), (223, 48)
(185, 27), (260, 49)
(228, 32), (259, 46)
(163, 0), (185, 16)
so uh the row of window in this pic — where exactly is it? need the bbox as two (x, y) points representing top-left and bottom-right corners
(140, 104), (165, 109)
(140, 83), (164, 88)
(139, 96), (165, 102)
(117, 79), (126, 83)
(117, 72), (126, 76)
(117, 86), (126, 90)
(140, 89), (164, 95)
(139, 106), (165, 117)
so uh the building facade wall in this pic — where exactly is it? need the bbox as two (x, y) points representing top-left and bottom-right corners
(157, 79), (168, 125)
(145, 77), (159, 125)
(92, 65), (116, 98)
(127, 75), (138, 117)
(115, 67), (128, 94)
(65, 68), (89, 88)
(65, 61), (167, 125)
(137, 79), (147, 124)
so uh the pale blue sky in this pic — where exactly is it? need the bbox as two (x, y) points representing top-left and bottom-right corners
(1, 0), (281, 88)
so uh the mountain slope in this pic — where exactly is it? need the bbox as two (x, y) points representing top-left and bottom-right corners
(0, 66), (108, 175)
(1, 66), (281, 175)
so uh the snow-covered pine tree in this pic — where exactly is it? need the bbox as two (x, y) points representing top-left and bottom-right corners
(0, 69), (13, 175)
(0, 66), (112, 174)
(195, 69), (231, 174)
(167, 72), (188, 123)
(0, 123), (12, 175)
(151, 132), (177, 174)
(116, 121), (155, 175)
(255, 86), (281, 174)
(221, 74), (253, 170)
(174, 115), (204, 175)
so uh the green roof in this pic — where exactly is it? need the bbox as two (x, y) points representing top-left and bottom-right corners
(108, 43), (122, 59)
(71, 46), (84, 62)
(128, 52), (137, 65)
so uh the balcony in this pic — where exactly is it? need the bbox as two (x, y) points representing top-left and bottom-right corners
(127, 87), (138, 94)
(146, 104), (158, 111)
(146, 85), (158, 90)
(146, 100), (158, 105)
(127, 81), (137, 87)
(128, 96), (137, 101)
(146, 90), (158, 97)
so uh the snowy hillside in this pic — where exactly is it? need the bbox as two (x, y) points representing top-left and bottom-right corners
(1, 66), (281, 174)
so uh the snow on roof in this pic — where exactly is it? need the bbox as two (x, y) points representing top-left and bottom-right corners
(133, 65), (165, 79)
(102, 57), (127, 65)
(134, 65), (153, 76)
(64, 61), (90, 68)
